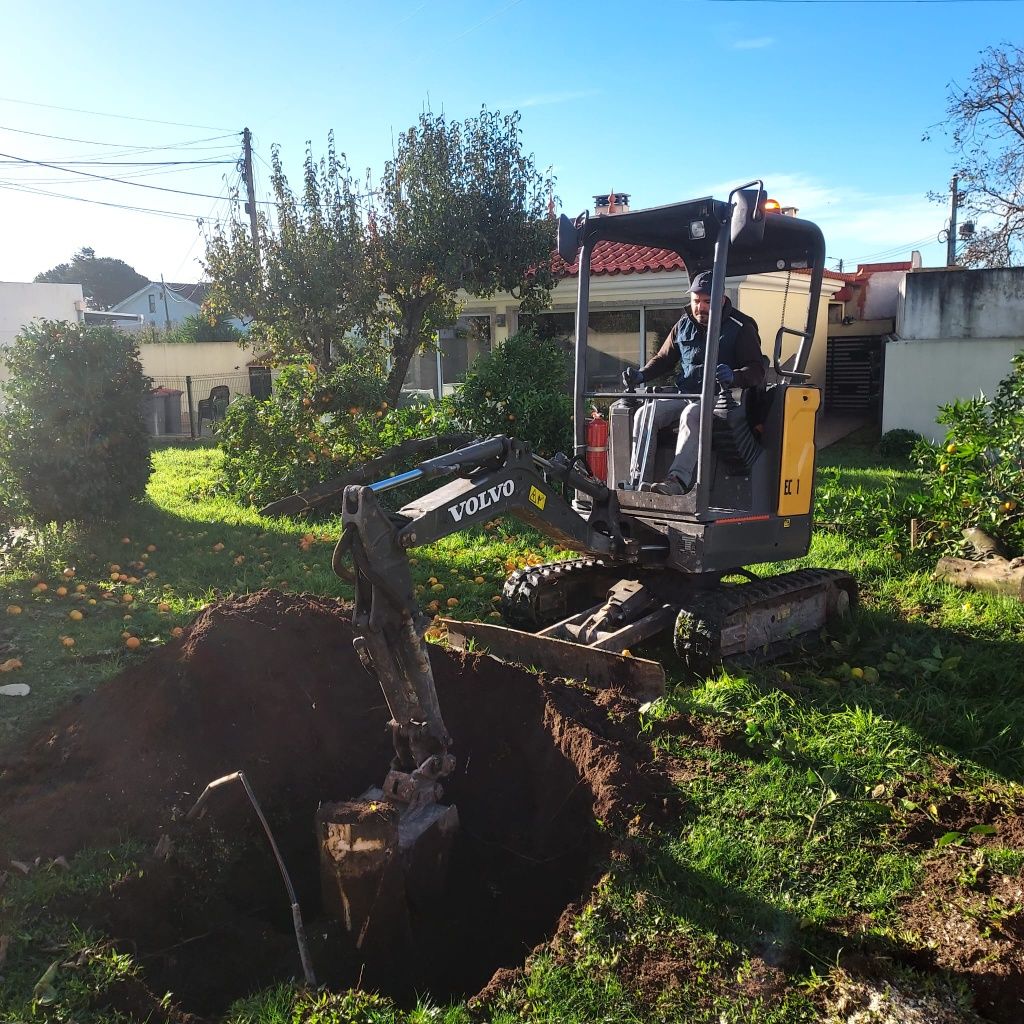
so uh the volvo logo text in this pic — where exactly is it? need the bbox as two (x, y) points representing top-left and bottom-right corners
(448, 480), (516, 523)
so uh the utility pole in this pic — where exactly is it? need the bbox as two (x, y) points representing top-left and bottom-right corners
(242, 127), (261, 265)
(160, 274), (172, 332)
(947, 175), (960, 267)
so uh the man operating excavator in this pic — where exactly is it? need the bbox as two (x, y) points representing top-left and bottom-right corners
(622, 269), (765, 494)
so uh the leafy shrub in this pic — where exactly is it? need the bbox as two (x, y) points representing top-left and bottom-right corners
(169, 312), (243, 344)
(814, 469), (906, 547)
(906, 354), (1024, 554)
(218, 329), (575, 509)
(0, 320), (152, 524)
(878, 428), (922, 460)
(217, 360), (460, 507)
(451, 329), (572, 457)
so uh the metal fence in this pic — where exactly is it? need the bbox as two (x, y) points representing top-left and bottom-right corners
(145, 368), (276, 439)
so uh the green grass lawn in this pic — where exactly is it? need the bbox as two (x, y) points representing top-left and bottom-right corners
(2, 435), (1023, 1023)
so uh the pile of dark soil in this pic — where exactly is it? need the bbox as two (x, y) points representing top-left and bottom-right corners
(0, 591), (663, 1017)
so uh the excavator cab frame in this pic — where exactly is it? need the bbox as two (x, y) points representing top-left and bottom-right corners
(558, 181), (828, 576)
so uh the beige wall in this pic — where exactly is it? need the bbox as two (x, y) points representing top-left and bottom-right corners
(138, 341), (255, 378)
(882, 338), (1024, 442)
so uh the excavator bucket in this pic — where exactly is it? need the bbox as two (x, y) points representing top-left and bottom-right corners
(315, 791), (458, 970)
(320, 483), (461, 970)
(441, 618), (666, 701)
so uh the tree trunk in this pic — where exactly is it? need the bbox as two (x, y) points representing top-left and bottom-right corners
(934, 528), (1024, 600)
(383, 311), (427, 408)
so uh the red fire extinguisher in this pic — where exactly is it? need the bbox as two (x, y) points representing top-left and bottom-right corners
(585, 407), (609, 482)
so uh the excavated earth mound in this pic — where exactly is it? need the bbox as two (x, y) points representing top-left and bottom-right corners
(0, 591), (664, 1017)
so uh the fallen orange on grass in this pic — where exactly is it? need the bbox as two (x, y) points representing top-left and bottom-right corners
(0, 658), (23, 672)
(62, 568), (76, 579)
(147, 544), (157, 552)
(157, 602), (171, 613)
(124, 636), (141, 650)
(55, 586), (68, 597)
(170, 627), (183, 638)
(6, 605), (22, 615)
(61, 636), (75, 648)
(33, 582), (48, 593)
(68, 610), (83, 621)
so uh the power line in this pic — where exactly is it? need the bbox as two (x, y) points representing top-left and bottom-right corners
(0, 178), (205, 220)
(0, 148), (274, 204)
(0, 123), (239, 149)
(0, 95), (233, 131)
(842, 232), (938, 265)
(0, 158), (235, 166)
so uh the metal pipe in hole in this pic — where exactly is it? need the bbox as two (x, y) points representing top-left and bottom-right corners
(186, 770), (317, 987)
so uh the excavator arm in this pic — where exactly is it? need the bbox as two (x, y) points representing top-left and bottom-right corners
(335, 434), (626, 805)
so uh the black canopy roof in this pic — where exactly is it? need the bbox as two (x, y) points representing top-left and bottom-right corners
(563, 196), (826, 279)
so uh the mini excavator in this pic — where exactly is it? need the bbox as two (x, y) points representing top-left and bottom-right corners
(318, 182), (856, 954)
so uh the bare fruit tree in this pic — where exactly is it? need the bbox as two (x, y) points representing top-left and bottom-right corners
(936, 44), (1024, 267)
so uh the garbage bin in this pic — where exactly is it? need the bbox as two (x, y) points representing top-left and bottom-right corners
(159, 388), (184, 434)
(142, 391), (166, 435)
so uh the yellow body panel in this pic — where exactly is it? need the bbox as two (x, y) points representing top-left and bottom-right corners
(777, 387), (820, 516)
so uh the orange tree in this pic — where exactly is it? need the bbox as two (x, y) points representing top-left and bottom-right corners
(0, 321), (151, 524)
(909, 353), (1024, 553)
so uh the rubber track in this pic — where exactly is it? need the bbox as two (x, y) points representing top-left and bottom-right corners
(500, 557), (617, 630)
(673, 568), (857, 674)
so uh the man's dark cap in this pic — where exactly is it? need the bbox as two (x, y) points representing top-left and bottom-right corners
(689, 270), (714, 294)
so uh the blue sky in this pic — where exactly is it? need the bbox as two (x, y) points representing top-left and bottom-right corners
(0, 0), (1019, 285)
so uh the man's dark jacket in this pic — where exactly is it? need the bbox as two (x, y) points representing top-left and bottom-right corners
(639, 299), (765, 392)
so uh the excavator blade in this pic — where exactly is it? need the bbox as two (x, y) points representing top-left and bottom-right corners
(441, 618), (665, 700)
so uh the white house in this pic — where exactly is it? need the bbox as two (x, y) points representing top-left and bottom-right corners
(111, 281), (244, 334)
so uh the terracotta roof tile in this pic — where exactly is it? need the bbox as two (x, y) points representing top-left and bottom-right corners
(552, 241), (847, 282)
(552, 241), (685, 277)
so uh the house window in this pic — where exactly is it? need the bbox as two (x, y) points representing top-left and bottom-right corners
(585, 310), (641, 392)
(148, 294), (157, 313)
(440, 315), (491, 394)
(519, 311), (575, 348)
(644, 308), (683, 362)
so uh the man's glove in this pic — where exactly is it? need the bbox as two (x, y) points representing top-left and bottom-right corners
(622, 366), (645, 390)
(715, 363), (734, 386)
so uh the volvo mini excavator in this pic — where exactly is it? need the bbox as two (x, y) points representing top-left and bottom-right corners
(317, 182), (857, 956)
